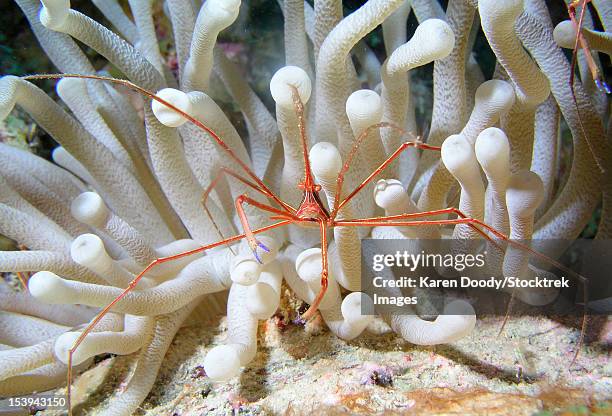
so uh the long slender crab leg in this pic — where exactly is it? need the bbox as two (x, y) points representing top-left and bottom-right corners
(566, 0), (609, 173)
(300, 219), (329, 321)
(335, 209), (589, 366)
(330, 123), (441, 219)
(235, 195), (296, 263)
(201, 166), (296, 253)
(202, 167), (288, 209)
(62, 220), (290, 414)
(568, 0), (610, 94)
(17, 73), (297, 415)
(22, 74), (296, 215)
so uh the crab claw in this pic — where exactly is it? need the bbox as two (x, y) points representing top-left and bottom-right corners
(249, 239), (270, 264)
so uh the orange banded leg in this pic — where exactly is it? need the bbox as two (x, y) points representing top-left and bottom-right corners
(201, 166), (287, 208)
(334, 209), (588, 365)
(201, 167), (294, 253)
(15, 272), (29, 291)
(565, 0), (608, 172)
(301, 219), (329, 321)
(23, 74), (294, 214)
(235, 194), (296, 263)
(63, 220), (290, 415)
(568, 0), (610, 93)
(331, 127), (442, 218)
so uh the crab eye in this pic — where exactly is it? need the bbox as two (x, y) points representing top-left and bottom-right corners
(314, 185), (322, 192)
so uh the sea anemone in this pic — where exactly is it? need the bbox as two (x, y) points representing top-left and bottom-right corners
(0, 0), (609, 414)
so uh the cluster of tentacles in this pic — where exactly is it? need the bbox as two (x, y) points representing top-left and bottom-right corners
(0, 0), (609, 414)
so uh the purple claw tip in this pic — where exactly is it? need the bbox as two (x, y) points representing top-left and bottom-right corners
(257, 241), (271, 253)
(252, 250), (263, 264)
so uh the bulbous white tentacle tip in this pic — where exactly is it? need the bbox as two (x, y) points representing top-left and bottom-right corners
(55, 76), (81, 96)
(247, 282), (278, 319)
(477, 0), (523, 20)
(51, 146), (68, 163)
(373, 179), (407, 210)
(39, 0), (71, 30)
(151, 88), (192, 128)
(441, 134), (475, 175)
(309, 142), (342, 177)
(346, 89), (383, 124)
(270, 66), (312, 108)
(419, 18), (455, 56)
(506, 170), (545, 217)
(341, 292), (375, 323)
(474, 80), (516, 113)
(256, 235), (279, 264)
(295, 247), (322, 283)
(230, 256), (262, 285)
(54, 331), (87, 365)
(475, 127), (510, 169)
(71, 192), (108, 226)
(70, 233), (110, 269)
(387, 18), (455, 74)
(553, 20), (576, 50)
(204, 345), (241, 381)
(28, 271), (69, 303)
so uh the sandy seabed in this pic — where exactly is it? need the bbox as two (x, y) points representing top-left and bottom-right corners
(39, 289), (609, 416)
